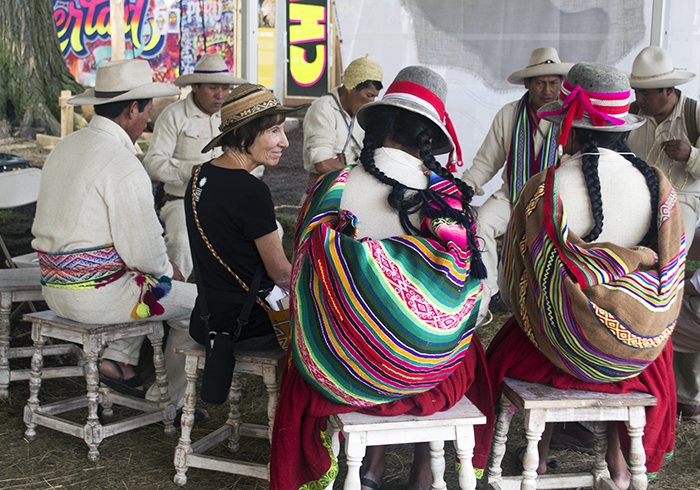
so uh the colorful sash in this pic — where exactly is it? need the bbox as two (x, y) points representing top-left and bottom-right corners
(37, 244), (172, 319)
(291, 168), (484, 406)
(505, 93), (558, 204)
(502, 165), (685, 382)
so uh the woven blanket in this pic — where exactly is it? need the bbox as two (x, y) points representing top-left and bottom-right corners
(502, 165), (685, 382)
(505, 93), (558, 204)
(291, 168), (484, 406)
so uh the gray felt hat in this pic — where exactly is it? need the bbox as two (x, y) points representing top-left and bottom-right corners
(538, 62), (645, 133)
(356, 65), (454, 155)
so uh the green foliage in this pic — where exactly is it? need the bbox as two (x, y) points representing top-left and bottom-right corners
(277, 212), (298, 260)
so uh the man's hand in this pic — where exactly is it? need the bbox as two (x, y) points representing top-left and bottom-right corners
(170, 261), (186, 282)
(661, 140), (692, 163)
(314, 154), (347, 175)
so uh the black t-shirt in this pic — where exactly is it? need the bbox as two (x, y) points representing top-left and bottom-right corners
(184, 164), (278, 295)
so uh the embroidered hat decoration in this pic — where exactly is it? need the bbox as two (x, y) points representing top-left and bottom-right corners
(342, 55), (383, 90)
(538, 62), (645, 147)
(201, 84), (307, 153)
(174, 53), (248, 87)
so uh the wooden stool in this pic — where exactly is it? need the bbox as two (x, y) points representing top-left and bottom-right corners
(328, 396), (487, 490)
(22, 310), (176, 461)
(172, 340), (285, 485)
(487, 377), (657, 490)
(0, 268), (82, 399)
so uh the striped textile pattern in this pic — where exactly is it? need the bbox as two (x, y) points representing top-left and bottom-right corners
(502, 165), (685, 383)
(37, 244), (126, 289)
(291, 169), (483, 406)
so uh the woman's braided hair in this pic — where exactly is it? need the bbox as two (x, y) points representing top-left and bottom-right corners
(359, 105), (486, 278)
(576, 129), (659, 246)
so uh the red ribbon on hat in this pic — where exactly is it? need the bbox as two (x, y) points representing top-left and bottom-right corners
(385, 80), (463, 173)
(538, 79), (631, 147)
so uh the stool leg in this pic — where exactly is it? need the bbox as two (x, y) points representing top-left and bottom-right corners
(429, 440), (447, 490)
(626, 407), (648, 490)
(23, 323), (45, 441)
(227, 372), (243, 453)
(591, 421), (611, 486)
(82, 344), (103, 462)
(0, 292), (11, 399)
(487, 394), (512, 485)
(343, 432), (366, 490)
(521, 409), (546, 490)
(454, 425), (477, 490)
(173, 354), (199, 486)
(262, 363), (280, 442)
(147, 326), (175, 435)
(324, 416), (340, 490)
(99, 384), (114, 417)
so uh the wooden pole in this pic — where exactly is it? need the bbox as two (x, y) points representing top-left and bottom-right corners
(59, 91), (73, 138)
(110, 0), (126, 61)
(235, 0), (243, 78)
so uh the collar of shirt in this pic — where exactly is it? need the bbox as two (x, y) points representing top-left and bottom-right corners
(184, 90), (218, 119)
(89, 115), (137, 155)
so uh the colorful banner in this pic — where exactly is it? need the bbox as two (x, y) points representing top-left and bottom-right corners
(52, 0), (238, 86)
(286, 0), (328, 98)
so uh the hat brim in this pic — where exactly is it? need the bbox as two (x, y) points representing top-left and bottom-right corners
(507, 63), (574, 85)
(628, 71), (696, 89)
(356, 99), (453, 155)
(201, 104), (308, 153)
(538, 100), (647, 132)
(68, 82), (181, 106)
(174, 73), (248, 87)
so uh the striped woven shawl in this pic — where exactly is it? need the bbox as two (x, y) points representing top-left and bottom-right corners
(291, 168), (484, 406)
(502, 165), (685, 383)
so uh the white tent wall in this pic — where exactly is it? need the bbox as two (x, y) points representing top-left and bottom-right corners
(325, 0), (700, 204)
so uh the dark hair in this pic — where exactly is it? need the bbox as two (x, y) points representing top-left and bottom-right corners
(354, 80), (383, 92)
(359, 105), (485, 278)
(220, 113), (286, 152)
(575, 128), (659, 246)
(94, 99), (151, 119)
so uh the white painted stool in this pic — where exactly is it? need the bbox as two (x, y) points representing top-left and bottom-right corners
(172, 340), (285, 485)
(487, 377), (657, 490)
(22, 310), (175, 461)
(328, 396), (487, 490)
(0, 268), (81, 399)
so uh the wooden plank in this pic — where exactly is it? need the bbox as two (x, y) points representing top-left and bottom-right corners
(35, 134), (61, 149)
(59, 90), (73, 138)
(0, 268), (41, 292)
(109, 0), (125, 61)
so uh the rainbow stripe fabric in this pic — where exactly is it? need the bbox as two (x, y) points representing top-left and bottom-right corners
(37, 244), (126, 289)
(291, 169), (484, 406)
(502, 165), (685, 383)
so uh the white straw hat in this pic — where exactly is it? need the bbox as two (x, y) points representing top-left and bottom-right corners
(174, 53), (247, 87)
(628, 46), (696, 89)
(507, 47), (573, 85)
(68, 59), (180, 106)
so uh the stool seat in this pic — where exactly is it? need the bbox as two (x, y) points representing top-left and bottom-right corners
(329, 397), (487, 490)
(487, 377), (657, 490)
(172, 340), (285, 485)
(22, 310), (175, 462)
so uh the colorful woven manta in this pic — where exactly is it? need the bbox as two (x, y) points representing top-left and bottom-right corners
(291, 168), (484, 407)
(502, 165), (685, 383)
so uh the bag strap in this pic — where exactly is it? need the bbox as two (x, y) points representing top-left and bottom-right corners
(325, 92), (362, 153)
(683, 95), (699, 144)
(191, 164), (271, 312)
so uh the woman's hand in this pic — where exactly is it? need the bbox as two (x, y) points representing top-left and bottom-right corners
(255, 229), (292, 290)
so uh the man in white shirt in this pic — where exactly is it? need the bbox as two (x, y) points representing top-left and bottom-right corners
(144, 54), (247, 279)
(32, 60), (197, 410)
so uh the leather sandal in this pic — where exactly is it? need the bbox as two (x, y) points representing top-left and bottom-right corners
(360, 477), (383, 490)
(99, 359), (146, 398)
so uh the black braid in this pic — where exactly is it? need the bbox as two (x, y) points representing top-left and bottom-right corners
(576, 132), (604, 242)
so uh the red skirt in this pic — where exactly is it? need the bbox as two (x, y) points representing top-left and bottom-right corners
(270, 337), (495, 490)
(482, 316), (676, 477)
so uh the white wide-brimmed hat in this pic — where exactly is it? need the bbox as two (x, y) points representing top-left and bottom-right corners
(507, 47), (574, 85)
(174, 54), (247, 87)
(68, 59), (180, 106)
(628, 46), (696, 89)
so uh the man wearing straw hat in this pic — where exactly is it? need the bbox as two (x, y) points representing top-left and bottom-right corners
(31, 59), (199, 416)
(461, 47), (572, 309)
(627, 46), (700, 244)
(302, 55), (383, 193)
(144, 53), (247, 280)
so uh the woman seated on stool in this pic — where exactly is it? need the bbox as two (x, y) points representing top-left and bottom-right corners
(270, 66), (495, 490)
(184, 84), (303, 403)
(481, 62), (685, 489)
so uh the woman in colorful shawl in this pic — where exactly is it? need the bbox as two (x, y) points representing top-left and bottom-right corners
(484, 62), (685, 490)
(270, 66), (494, 490)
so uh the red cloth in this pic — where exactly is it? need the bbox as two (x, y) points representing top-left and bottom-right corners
(482, 317), (676, 477)
(270, 337), (495, 490)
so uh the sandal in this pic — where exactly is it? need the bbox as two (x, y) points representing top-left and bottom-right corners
(99, 359), (146, 398)
(360, 477), (383, 490)
(174, 407), (210, 428)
